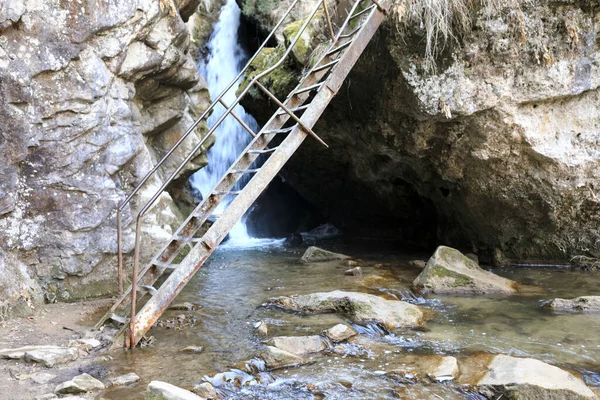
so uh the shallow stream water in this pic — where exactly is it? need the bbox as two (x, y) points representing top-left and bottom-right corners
(102, 241), (600, 399)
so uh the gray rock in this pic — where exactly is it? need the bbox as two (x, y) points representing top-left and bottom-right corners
(270, 290), (425, 330)
(110, 372), (141, 386)
(24, 347), (79, 368)
(55, 373), (105, 394)
(299, 246), (350, 263)
(548, 296), (600, 312)
(33, 394), (58, 400)
(344, 267), (362, 276)
(324, 324), (357, 343)
(266, 336), (326, 356)
(259, 346), (308, 370)
(68, 338), (102, 352)
(470, 354), (597, 399)
(408, 260), (427, 269)
(0, 345), (63, 360)
(30, 372), (57, 384)
(413, 246), (519, 294)
(146, 381), (205, 400)
(192, 382), (217, 399)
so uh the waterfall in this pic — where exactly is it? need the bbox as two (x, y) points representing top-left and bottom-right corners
(190, 0), (282, 248)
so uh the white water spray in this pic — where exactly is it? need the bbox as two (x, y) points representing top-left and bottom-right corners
(190, 0), (283, 248)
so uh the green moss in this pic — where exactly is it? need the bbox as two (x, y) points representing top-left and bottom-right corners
(429, 264), (474, 287)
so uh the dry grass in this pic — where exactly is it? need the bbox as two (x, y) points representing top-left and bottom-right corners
(393, 0), (514, 71)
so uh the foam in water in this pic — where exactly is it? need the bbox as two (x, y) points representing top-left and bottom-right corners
(190, 0), (282, 248)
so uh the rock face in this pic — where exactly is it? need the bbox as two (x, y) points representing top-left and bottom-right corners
(299, 246), (351, 263)
(0, 0), (213, 303)
(0, 251), (42, 319)
(549, 296), (600, 312)
(238, 0), (600, 263)
(413, 246), (518, 294)
(270, 290), (425, 330)
(468, 354), (597, 399)
(55, 373), (105, 394)
(147, 381), (205, 400)
(266, 335), (326, 356)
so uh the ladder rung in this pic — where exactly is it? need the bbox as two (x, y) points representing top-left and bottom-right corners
(138, 285), (158, 296)
(192, 212), (220, 220)
(247, 147), (278, 155)
(230, 168), (260, 174)
(110, 314), (129, 324)
(313, 58), (341, 73)
(349, 4), (376, 20)
(213, 190), (242, 196)
(340, 26), (362, 39)
(294, 82), (324, 95)
(277, 104), (310, 115)
(152, 260), (178, 270)
(263, 126), (296, 135)
(326, 40), (353, 57)
(173, 236), (203, 243)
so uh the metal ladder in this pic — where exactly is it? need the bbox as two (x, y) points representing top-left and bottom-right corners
(96, 0), (391, 349)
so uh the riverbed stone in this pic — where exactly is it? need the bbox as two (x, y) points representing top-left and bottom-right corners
(345, 267), (363, 276)
(299, 246), (350, 263)
(24, 347), (79, 367)
(110, 372), (141, 386)
(548, 296), (600, 312)
(192, 382), (217, 399)
(179, 346), (204, 354)
(324, 324), (357, 343)
(388, 355), (459, 383)
(269, 290), (425, 330)
(55, 373), (105, 394)
(31, 372), (57, 384)
(147, 381), (205, 400)
(254, 320), (268, 337)
(259, 346), (308, 370)
(413, 246), (518, 294)
(266, 335), (326, 356)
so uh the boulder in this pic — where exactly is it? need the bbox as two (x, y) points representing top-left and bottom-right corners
(266, 336), (326, 356)
(259, 346), (308, 370)
(389, 355), (460, 383)
(0, 345), (63, 360)
(299, 246), (350, 263)
(428, 356), (459, 382)
(270, 290), (425, 330)
(24, 347), (79, 367)
(193, 382), (217, 399)
(469, 354), (597, 399)
(548, 296), (600, 312)
(324, 324), (357, 343)
(55, 373), (105, 394)
(110, 372), (141, 386)
(413, 246), (518, 294)
(146, 381), (205, 400)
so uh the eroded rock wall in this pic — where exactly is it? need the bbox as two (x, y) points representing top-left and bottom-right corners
(239, 0), (600, 262)
(0, 0), (213, 310)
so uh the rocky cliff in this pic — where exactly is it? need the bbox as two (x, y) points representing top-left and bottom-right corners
(0, 0), (214, 315)
(238, 0), (600, 263)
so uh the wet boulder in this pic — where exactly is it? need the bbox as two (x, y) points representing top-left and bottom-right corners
(55, 373), (105, 394)
(462, 354), (597, 399)
(259, 346), (308, 370)
(269, 290), (425, 330)
(266, 335), (326, 356)
(299, 246), (350, 263)
(389, 355), (459, 383)
(413, 246), (518, 294)
(146, 381), (205, 400)
(324, 324), (357, 343)
(548, 296), (600, 312)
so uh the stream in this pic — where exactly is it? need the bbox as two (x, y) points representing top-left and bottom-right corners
(101, 240), (600, 399)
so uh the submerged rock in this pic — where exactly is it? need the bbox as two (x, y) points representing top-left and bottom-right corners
(147, 381), (204, 400)
(55, 373), (105, 394)
(299, 246), (350, 263)
(548, 296), (600, 312)
(464, 354), (597, 399)
(324, 324), (357, 343)
(266, 335), (326, 356)
(259, 346), (308, 370)
(388, 355), (459, 383)
(413, 246), (518, 294)
(269, 290), (425, 330)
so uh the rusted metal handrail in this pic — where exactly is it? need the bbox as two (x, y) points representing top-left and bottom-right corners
(125, 0), (341, 347)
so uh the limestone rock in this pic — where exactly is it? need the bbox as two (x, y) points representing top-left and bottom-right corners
(254, 320), (268, 337)
(270, 290), (425, 330)
(548, 296), (600, 312)
(299, 246), (351, 263)
(0, 345), (63, 360)
(193, 382), (217, 399)
(471, 354), (597, 399)
(68, 338), (102, 352)
(389, 355), (459, 383)
(31, 372), (57, 384)
(24, 347), (79, 368)
(147, 380), (206, 400)
(413, 246), (518, 294)
(344, 267), (362, 276)
(259, 346), (308, 370)
(110, 372), (141, 386)
(266, 335), (326, 356)
(0, 252), (43, 320)
(33, 394), (58, 400)
(324, 324), (358, 343)
(408, 260), (427, 269)
(55, 373), (105, 394)
(427, 356), (459, 382)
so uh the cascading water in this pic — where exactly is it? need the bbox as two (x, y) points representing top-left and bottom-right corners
(190, 0), (282, 247)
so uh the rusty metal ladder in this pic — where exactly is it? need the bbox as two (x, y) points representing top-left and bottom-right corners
(95, 0), (391, 349)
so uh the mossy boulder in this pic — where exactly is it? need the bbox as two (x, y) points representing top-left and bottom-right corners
(269, 290), (426, 330)
(548, 296), (600, 312)
(282, 10), (323, 65)
(412, 246), (519, 294)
